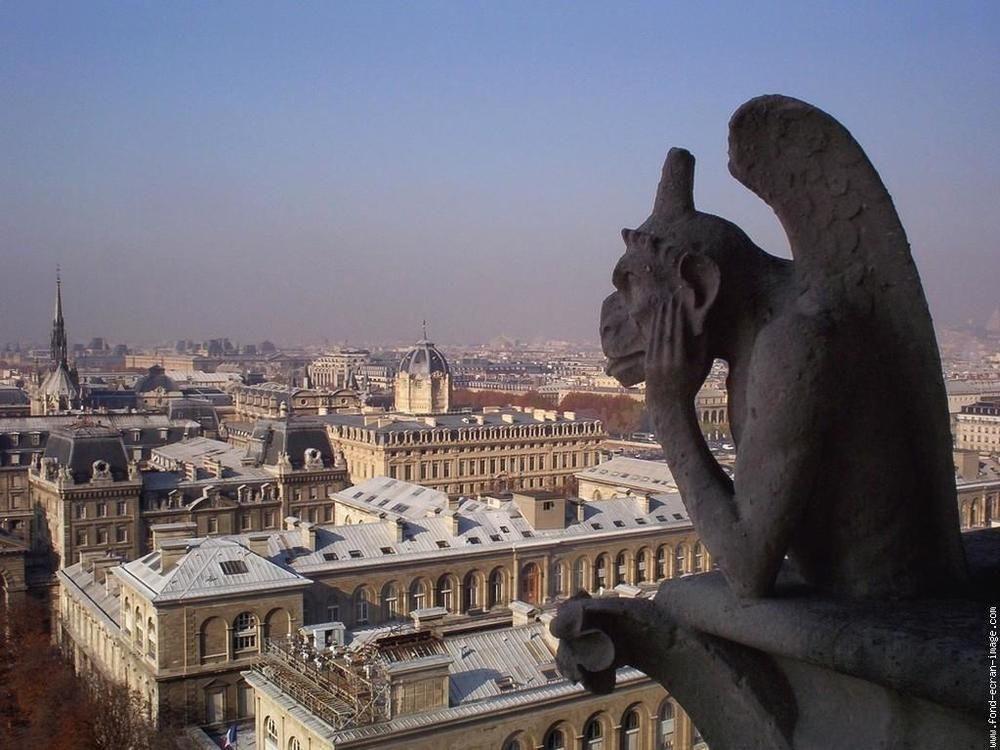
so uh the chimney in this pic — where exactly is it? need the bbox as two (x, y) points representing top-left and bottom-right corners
(446, 496), (461, 512)
(91, 555), (122, 584)
(246, 533), (271, 558)
(159, 539), (189, 574)
(575, 500), (587, 523)
(638, 494), (653, 514)
(183, 462), (199, 481)
(285, 516), (300, 531)
(78, 549), (105, 573)
(300, 521), (317, 551)
(394, 518), (405, 543)
(150, 522), (197, 551)
(444, 509), (460, 536)
(203, 457), (224, 479)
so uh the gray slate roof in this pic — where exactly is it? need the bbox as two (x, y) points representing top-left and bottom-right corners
(116, 537), (309, 603)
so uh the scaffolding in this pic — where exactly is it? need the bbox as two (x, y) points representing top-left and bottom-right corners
(251, 635), (393, 730)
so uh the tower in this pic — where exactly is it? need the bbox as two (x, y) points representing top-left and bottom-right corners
(33, 270), (80, 415)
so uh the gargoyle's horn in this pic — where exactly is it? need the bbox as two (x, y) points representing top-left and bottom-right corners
(653, 147), (696, 219)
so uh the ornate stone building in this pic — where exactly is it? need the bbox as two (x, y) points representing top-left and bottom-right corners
(308, 348), (370, 389)
(231, 382), (361, 420)
(394, 339), (451, 414)
(321, 406), (605, 495)
(56, 475), (710, 734)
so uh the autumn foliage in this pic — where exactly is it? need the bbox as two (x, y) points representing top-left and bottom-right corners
(0, 596), (192, 750)
(452, 387), (645, 437)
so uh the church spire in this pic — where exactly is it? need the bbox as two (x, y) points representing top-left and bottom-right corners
(50, 267), (68, 368)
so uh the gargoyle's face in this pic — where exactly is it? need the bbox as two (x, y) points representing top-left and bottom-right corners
(601, 230), (675, 387)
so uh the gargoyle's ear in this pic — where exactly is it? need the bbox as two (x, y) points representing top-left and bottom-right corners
(678, 252), (720, 336)
(653, 148), (696, 220)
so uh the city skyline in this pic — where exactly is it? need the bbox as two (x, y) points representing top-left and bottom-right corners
(3, 2), (999, 345)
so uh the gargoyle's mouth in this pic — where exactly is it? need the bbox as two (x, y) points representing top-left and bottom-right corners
(605, 351), (645, 385)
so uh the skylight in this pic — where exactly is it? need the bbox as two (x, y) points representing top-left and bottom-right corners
(219, 560), (248, 575)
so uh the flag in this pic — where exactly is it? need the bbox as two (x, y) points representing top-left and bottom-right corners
(222, 723), (237, 749)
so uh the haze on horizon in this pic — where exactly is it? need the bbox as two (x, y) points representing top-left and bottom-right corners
(2, 2), (999, 348)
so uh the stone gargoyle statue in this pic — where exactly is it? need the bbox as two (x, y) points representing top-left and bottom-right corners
(551, 95), (981, 749)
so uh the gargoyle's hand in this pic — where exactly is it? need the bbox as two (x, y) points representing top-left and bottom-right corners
(644, 289), (711, 408)
(550, 593), (673, 695)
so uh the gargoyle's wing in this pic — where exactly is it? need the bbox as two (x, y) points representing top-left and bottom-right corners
(728, 94), (924, 315)
(728, 95), (960, 552)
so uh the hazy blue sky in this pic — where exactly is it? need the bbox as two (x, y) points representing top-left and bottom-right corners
(3, 2), (998, 346)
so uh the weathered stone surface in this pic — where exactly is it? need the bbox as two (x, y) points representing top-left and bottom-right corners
(556, 95), (990, 749)
(600, 94), (966, 601)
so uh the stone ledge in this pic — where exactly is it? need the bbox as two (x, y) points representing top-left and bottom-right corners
(654, 529), (1000, 717)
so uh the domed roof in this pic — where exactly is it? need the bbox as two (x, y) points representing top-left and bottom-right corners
(134, 364), (177, 394)
(398, 340), (449, 376)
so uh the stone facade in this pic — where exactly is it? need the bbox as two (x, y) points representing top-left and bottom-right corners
(232, 382), (361, 420)
(394, 340), (451, 414)
(323, 407), (606, 495)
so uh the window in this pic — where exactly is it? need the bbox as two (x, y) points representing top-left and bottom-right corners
(75, 504), (86, 519)
(97, 527), (108, 545)
(674, 545), (688, 577)
(594, 555), (608, 590)
(146, 618), (156, 659)
(542, 501), (554, 511)
(208, 517), (218, 534)
(636, 549), (648, 583)
(544, 728), (566, 750)
(574, 558), (586, 592)
(584, 718), (604, 750)
(693, 542), (705, 572)
(657, 700), (675, 750)
(621, 709), (640, 750)
(488, 569), (504, 608)
(117, 501), (127, 516)
(233, 612), (258, 652)
(354, 588), (370, 625)
(237, 681), (254, 718)
(288, 738), (302, 750)
(264, 716), (278, 750)
(656, 546), (668, 579)
(410, 579), (427, 610)
(615, 552), (627, 585)
(327, 604), (340, 623)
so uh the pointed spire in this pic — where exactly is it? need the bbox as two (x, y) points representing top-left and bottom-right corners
(421, 319), (428, 341)
(50, 267), (68, 368)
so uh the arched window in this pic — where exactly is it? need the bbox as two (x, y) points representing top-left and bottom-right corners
(502, 738), (522, 750)
(435, 574), (454, 611)
(488, 569), (505, 608)
(655, 546), (668, 579)
(354, 588), (371, 625)
(583, 717), (605, 750)
(555, 561), (568, 595)
(264, 716), (278, 750)
(615, 552), (628, 585)
(463, 571), (480, 612)
(410, 579), (427, 610)
(544, 727), (566, 750)
(693, 542), (705, 573)
(233, 612), (258, 653)
(620, 708), (641, 750)
(674, 545), (688, 577)
(146, 617), (156, 659)
(381, 582), (400, 621)
(123, 597), (132, 633)
(657, 700), (675, 750)
(288, 738), (301, 750)
(573, 557), (587, 593)
(594, 554), (608, 591)
(635, 549), (648, 583)
(134, 607), (143, 646)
